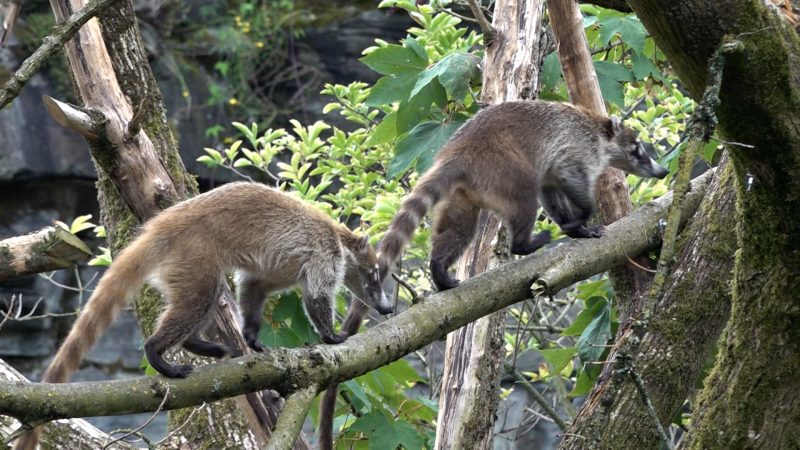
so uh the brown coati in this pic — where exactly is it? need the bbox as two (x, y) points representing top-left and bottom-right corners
(13, 182), (392, 449)
(378, 100), (669, 291)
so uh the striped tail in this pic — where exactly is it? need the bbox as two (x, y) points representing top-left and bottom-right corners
(377, 162), (458, 276)
(12, 236), (155, 450)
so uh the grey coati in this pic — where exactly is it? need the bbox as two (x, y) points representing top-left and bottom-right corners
(378, 100), (669, 291)
(13, 182), (393, 450)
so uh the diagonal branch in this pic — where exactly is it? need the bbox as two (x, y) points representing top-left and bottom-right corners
(0, 0), (123, 110)
(0, 171), (711, 426)
(266, 384), (318, 450)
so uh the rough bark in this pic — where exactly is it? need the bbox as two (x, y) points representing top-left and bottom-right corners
(34, 1), (284, 448)
(581, 1), (800, 448)
(558, 159), (736, 450)
(548, 0), (650, 320)
(0, 227), (92, 282)
(0, 359), (134, 450)
(435, 1), (546, 448)
(0, 172), (712, 425)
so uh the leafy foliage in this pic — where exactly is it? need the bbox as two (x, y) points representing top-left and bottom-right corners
(193, 1), (695, 447)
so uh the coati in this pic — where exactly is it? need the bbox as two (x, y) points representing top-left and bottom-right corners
(378, 100), (669, 291)
(54, 182), (391, 378)
(13, 182), (392, 449)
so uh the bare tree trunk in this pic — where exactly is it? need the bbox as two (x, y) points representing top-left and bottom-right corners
(0, 227), (91, 282)
(548, 0), (650, 320)
(435, 1), (547, 448)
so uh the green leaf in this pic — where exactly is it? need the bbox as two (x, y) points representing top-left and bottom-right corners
(541, 52), (563, 93)
(395, 81), (440, 135)
(576, 307), (612, 364)
(366, 72), (418, 106)
(365, 111), (398, 147)
(571, 368), (594, 397)
(360, 44), (427, 75)
(349, 412), (423, 450)
(382, 359), (423, 384)
(69, 214), (96, 234)
(598, 15), (646, 54)
(594, 60), (632, 107)
(404, 37), (428, 65)
(540, 347), (577, 374)
(631, 51), (664, 81)
(410, 52), (478, 102)
(388, 119), (464, 178)
(259, 324), (304, 348)
(342, 380), (372, 414)
(562, 296), (608, 336)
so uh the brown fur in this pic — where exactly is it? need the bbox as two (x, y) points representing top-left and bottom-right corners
(378, 100), (668, 291)
(12, 182), (391, 450)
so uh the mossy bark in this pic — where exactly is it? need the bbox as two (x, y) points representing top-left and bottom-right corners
(621, 1), (800, 448)
(558, 160), (737, 450)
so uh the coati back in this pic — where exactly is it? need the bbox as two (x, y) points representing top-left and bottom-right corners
(12, 182), (392, 450)
(378, 100), (668, 290)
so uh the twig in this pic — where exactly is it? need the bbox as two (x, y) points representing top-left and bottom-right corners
(466, 0), (495, 43)
(710, 136), (755, 149)
(101, 385), (171, 449)
(0, 0), (125, 109)
(506, 364), (568, 431)
(625, 255), (656, 273)
(154, 403), (205, 445)
(392, 273), (420, 304)
(626, 366), (672, 449)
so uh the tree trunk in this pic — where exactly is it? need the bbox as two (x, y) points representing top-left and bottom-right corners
(558, 158), (736, 450)
(435, 1), (546, 448)
(584, 1), (800, 448)
(547, 0), (651, 320)
(38, 0), (297, 447)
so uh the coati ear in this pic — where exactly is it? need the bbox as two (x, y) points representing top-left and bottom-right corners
(606, 116), (623, 137)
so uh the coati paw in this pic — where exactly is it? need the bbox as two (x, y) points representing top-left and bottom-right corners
(321, 333), (347, 345)
(433, 276), (460, 292)
(164, 364), (194, 378)
(246, 337), (266, 352)
(584, 225), (605, 238)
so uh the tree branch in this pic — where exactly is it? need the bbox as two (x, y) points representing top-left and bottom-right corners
(0, 227), (92, 282)
(0, 0), (122, 110)
(266, 385), (318, 450)
(0, 171), (712, 426)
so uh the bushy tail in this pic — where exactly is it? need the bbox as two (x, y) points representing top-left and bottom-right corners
(378, 162), (459, 274)
(12, 236), (155, 450)
(318, 300), (369, 450)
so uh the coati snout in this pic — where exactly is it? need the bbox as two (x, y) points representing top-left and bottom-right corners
(378, 100), (670, 291)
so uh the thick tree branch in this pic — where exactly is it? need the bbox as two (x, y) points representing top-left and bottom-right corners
(0, 0), (122, 110)
(0, 227), (92, 282)
(0, 359), (133, 449)
(0, 171), (711, 425)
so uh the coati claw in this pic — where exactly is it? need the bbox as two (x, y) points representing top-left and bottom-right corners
(321, 333), (347, 345)
(434, 276), (460, 292)
(168, 364), (194, 378)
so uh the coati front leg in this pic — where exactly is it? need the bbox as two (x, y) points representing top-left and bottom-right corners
(430, 191), (480, 291)
(144, 274), (223, 378)
(239, 274), (271, 352)
(302, 262), (346, 344)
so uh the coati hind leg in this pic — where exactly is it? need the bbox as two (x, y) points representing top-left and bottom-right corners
(182, 334), (229, 359)
(429, 190), (480, 291)
(496, 192), (551, 256)
(144, 273), (224, 378)
(239, 274), (271, 352)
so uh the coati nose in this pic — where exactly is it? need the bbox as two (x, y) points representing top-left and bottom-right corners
(377, 305), (394, 315)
